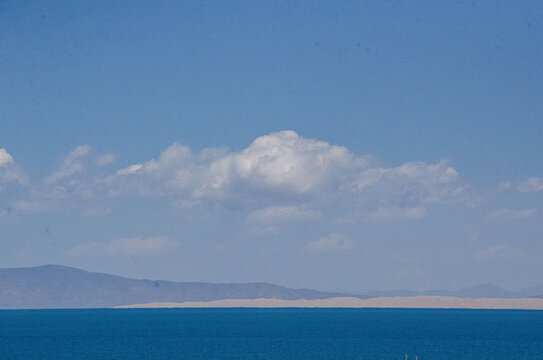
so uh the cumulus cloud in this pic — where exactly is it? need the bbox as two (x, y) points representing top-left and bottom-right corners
(306, 233), (353, 252)
(102, 131), (463, 210)
(194, 131), (361, 200)
(116, 164), (143, 176)
(107, 143), (194, 196)
(44, 145), (91, 185)
(65, 236), (179, 257)
(351, 160), (463, 205)
(13, 145), (99, 214)
(0, 148), (14, 166)
(95, 153), (116, 167)
(0, 148), (27, 190)
(485, 208), (537, 221)
(3, 131), (468, 225)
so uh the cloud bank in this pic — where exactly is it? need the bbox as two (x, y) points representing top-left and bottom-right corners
(1, 131), (477, 225)
(101, 131), (465, 210)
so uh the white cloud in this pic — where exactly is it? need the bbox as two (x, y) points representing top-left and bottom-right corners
(485, 208), (537, 221)
(4, 145), (98, 215)
(108, 143), (194, 196)
(116, 164), (143, 175)
(306, 233), (353, 252)
(142, 142), (192, 177)
(4, 131), (468, 223)
(100, 131), (463, 208)
(195, 130), (362, 200)
(351, 160), (463, 204)
(0, 148), (27, 190)
(115, 143), (193, 180)
(96, 153), (116, 167)
(243, 205), (322, 237)
(516, 177), (543, 193)
(65, 236), (179, 257)
(245, 205), (321, 226)
(0, 148), (14, 166)
(241, 225), (282, 238)
(44, 145), (91, 185)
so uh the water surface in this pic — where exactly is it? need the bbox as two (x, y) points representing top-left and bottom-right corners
(1, 308), (542, 359)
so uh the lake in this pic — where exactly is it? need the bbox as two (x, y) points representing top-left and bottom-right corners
(1, 308), (542, 359)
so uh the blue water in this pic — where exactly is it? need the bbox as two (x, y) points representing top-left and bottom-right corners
(1, 308), (542, 359)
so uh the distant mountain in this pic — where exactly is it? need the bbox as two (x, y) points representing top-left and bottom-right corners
(2, 265), (542, 309)
(0, 265), (365, 309)
(517, 284), (543, 298)
(362, 290), (421, 298)
(365, 283), (543, 299)
(425, 283), (516, 299)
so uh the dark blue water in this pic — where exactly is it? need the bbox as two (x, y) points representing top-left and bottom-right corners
(1, 308), (542, 359)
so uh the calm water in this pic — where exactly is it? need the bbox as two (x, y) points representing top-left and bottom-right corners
(1, 308), (542, 359)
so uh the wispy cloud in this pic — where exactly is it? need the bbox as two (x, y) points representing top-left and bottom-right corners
(243, 205), (321, 237)
(245, 205), (321, 226)
(485, 208), (537, 221)
(44, 145), (91, 186)
(366, 206), (427, 222)
(500, 178), (543, 193)
(476, 244), (527, 261)
(12, 200), (50, 214)
(82, 207), (111, 217)
(95, 153), (116, 167)
(65, 236), (179, 257)
(116, 164), (143, 176)
(516, 177), (543, 193)
(306, 233), (353, 252)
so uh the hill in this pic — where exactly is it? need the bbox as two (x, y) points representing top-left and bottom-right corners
(0, 265), (363, 309)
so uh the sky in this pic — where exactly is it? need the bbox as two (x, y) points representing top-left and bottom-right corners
(1, 0), (542, 293)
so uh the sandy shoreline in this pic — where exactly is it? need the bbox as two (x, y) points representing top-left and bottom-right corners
(114, 296), (543, 310)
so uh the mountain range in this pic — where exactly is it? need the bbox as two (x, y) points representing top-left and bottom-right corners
(1, 265), (542, 309)
(364, 282), (543, 299)
(0, 265), (361, 309)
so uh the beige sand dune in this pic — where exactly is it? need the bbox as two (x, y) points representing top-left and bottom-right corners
(115, 296), (543, 310)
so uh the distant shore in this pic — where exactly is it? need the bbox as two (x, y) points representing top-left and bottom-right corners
(114, 296), (543, 310)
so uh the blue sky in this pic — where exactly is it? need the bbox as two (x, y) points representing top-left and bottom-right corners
(1, 0), (542, 293)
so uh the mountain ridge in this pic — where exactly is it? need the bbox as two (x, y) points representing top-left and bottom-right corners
(0, 265), (364, 309)
(1, 265), (542, 309)
(364, 282), (543, 299)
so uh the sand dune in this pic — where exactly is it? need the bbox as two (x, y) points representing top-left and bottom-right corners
(115, 296), (543, 310)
